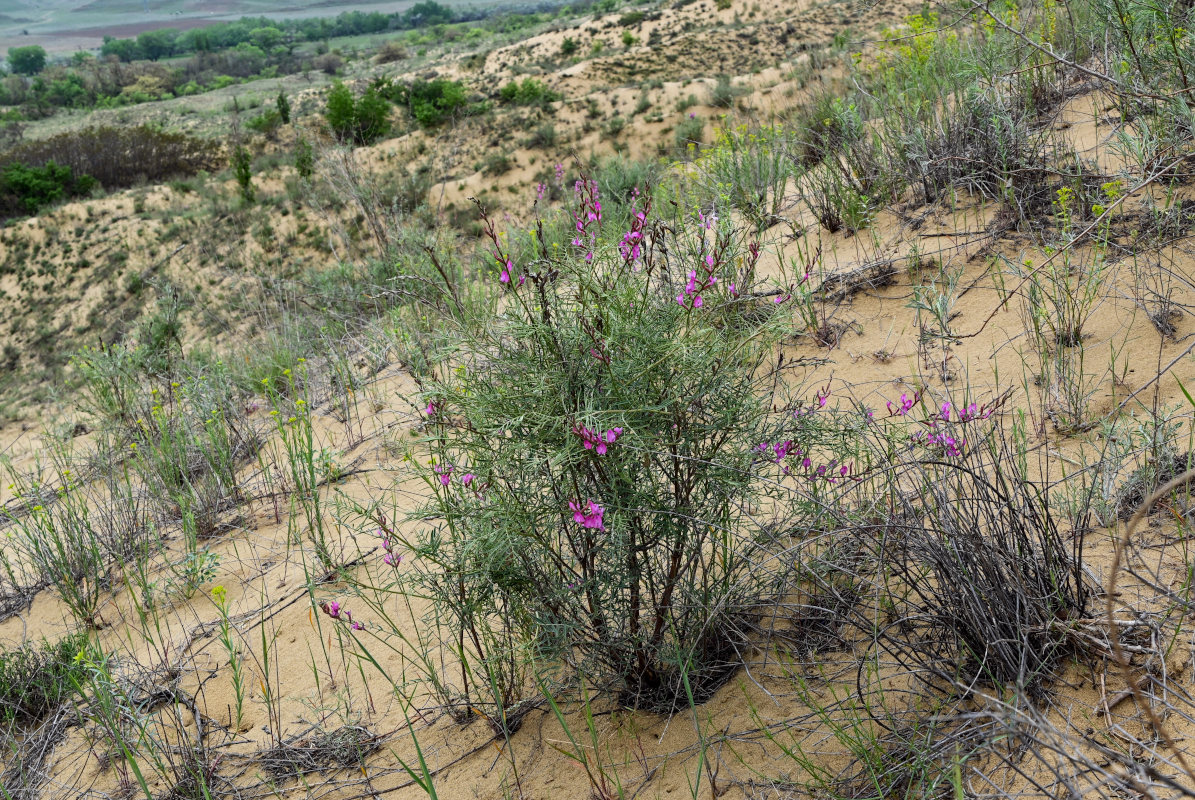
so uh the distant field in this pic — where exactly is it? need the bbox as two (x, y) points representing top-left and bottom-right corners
(0, 0), (510, 55)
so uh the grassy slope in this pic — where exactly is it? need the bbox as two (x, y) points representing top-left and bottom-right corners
(2, 0), (1195, 798)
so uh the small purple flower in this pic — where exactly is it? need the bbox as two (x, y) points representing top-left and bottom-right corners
(568, 499), (606, 530)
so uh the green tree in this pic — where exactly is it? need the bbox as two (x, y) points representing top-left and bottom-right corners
(405, 79), (468, 128)
(0, 161), (97, 214)
(324, 81), (357, 141)
(324, 81), (391, 145)
(404, 0), (454, 26)
(233, 146), (254, 203)
(560, 37), (578, 56)
(354, 87), (390, 143)
(8, 45), (46, 76)
(249, 26), (283, 50)
(136, 28), (179, 61)
(100, 37), (139, 62)
(276, 91), (291, 124)
(294, 137), (315, 179)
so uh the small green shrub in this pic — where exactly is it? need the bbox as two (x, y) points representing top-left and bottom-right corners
(0, 160), (97, 215)
(247, 108), (283, 138)
(295, 136), (315, 179)
(406, 78), (471, 128)
(527, 122), (557, 149)
(325, 81), (391, 145)
(481, 152), (512, 175)
(0, 632), (88, 723)
(709, 74), (747, 108)
(372, 181), (828, 716)
(498, 78), (561, 106)
(672, 115), (704, 154)
(233, 146), (255, 202)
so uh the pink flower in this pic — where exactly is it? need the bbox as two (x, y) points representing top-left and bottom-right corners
(461, 473), (474, 486)
(568, 499), (606, 530)
(351, 621), (363, 630)
(886, 392), (919, 417)
(434, 465), (454, 486)
(574, 425), (623, 455)
(424, 400), (436, 416)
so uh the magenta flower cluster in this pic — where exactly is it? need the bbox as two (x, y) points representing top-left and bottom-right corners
(620, 191), (651, 265)
(569, 499), (606, 530)
(913, 428), (965, 458)
(572, 178), (602, 262)
(677, 262), (718, 309)
(321, 600), (363, 630)
(755, 440), (794, 463)
(574, 424), (623, 454)
(939, 401), (993, 422)
(794, 384), (831, 417)
(433, 462), (478, 491)
(378, 528), (403, 568)
(755, 439), (855, 483)
(480, 203), (524, 287)
(887, 392), (919, 416)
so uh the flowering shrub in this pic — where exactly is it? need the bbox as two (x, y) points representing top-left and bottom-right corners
(392, 182), (833, 712)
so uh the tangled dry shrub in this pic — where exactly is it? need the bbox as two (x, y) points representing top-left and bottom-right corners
(0, 126), (221, 190)
(874, 423), (1092, 700)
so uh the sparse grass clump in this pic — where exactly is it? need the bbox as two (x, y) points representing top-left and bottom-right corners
(0, 631), (87, 724)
